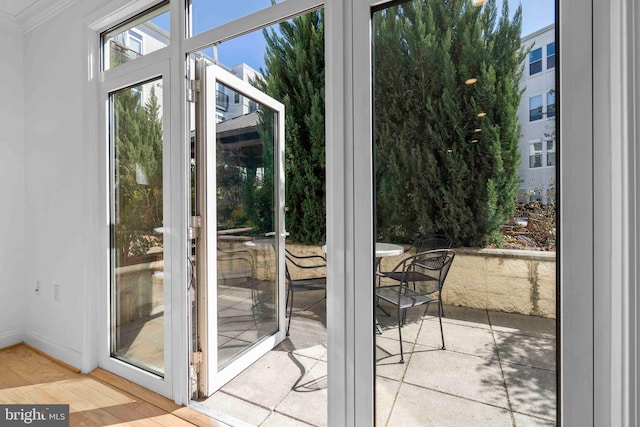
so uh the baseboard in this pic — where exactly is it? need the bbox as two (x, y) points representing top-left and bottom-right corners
(0, 329), (24, 350)
(23, 330), (82, 371)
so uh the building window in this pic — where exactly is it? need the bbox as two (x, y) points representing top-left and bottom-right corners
(529, 141), (543, 168)
(529, 47), (542, 75)
(529, 139), (555, 168)
(547, 42), (556, 69)
(530, 95), (543, 121)
(234, 92), (241, 104)
(547, 139), (556, 166)
(128, 30), (143, 56)
(547, 91), (556, 118)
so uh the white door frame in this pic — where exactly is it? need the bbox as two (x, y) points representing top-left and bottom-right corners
(98, 59), (174, 398)
(200, 62), (287, 394)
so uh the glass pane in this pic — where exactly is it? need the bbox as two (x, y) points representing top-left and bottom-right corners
(547, 42), (555, 56)
(530, 60), (542, 74)
(547, 91), (556, 117)
(530, 47), (542, 62)
(547, 42), (556, 69)
(530, 96), (543, 120)
(547, 140), (556, 166)
(215, 81), (279, 369)
(102, 2), (170, 71)
(110, 78), (164, 376)
(530, 154), (543, 168)
(188, 0), (289, 37)
(373, 0), (556, 424)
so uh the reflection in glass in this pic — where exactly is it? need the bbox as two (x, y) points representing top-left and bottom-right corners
(102, 2), (170, 71)
(215, 80), (278, 369)
(110, 79), (164, 375)
(189, 0), (287, 37)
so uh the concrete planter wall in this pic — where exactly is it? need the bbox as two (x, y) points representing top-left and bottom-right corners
(227, 243), (557, 319)
(349, 245), (556, 319)
(443, 248), (556, 319)
(115, 259), (164, 325)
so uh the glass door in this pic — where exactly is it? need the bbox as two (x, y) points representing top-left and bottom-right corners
(194, 59), (287, 395)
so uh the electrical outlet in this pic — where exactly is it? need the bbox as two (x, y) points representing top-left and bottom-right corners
(35, 280), (41, 295)
(53, 284), (60, 302)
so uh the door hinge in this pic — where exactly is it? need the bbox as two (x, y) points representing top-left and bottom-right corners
(189, 215), (202, 240)
(187, 79), (201, 103)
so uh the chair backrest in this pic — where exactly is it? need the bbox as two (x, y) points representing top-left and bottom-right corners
(413, 234), (453, 252)
(402, 249), (455, 295)
(217, 248), (254, 281)
(284, 248), (327, 282)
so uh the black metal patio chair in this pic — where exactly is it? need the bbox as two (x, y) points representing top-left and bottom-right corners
(285, 248), (327, 336)
(412, 234), (452, 252)
(377, 234), (452, 316)
(375, 249), (455, 363)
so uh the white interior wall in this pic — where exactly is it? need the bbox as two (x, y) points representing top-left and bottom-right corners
(21, 0), (102, 368)
(0, 22), (27, 349)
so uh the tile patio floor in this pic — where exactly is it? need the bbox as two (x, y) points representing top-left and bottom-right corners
(198, 290), (557, 426)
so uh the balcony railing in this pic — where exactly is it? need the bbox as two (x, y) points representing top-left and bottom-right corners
(110, 40), (142, 65)
(216, 90), (229, 111)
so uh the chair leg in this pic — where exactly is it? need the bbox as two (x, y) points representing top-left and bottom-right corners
(285, 283), (290, 315)
(438, 301), (445, 350)
(398, 307), (405, 364)
(286, 287), (294, 336)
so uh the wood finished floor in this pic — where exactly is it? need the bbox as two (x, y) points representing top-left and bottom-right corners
(0, 344), (220, 426)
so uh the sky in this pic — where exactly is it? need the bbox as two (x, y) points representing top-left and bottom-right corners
(152, 0), (555, 72)
(505, 0), (555, 36)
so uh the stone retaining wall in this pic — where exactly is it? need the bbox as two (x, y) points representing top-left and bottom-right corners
(234, 243), (557, 319)
(346, 245), (556, 319)
(443, 248), (556, 319)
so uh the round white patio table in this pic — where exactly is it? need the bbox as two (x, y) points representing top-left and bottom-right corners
(374, 242), (404, 258)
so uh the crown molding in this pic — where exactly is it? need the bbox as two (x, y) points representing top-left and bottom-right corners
(0, 9), (19, 28)
(16, 0), (79, 33)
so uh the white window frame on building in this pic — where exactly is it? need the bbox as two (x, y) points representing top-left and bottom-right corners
(529, 139), (544, 168)
(529, 46), (543, 75)
(528, 139), (555, 169)
(547, 41), (556, 69)
(546, 138), (556, 167)
(530, 94), (543, 121)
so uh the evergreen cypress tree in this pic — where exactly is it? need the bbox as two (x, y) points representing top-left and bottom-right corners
(114, 84), (164, 264)
(374, 0), (524, 247)
(256, 10), (325, 245)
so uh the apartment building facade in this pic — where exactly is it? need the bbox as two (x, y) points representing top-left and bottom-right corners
(517, 24), (556, 202)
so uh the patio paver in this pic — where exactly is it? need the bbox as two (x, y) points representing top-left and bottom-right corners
(200, 303), (557, 426)
(403, 344), (510, 408)
(386, 383), (513, 427)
